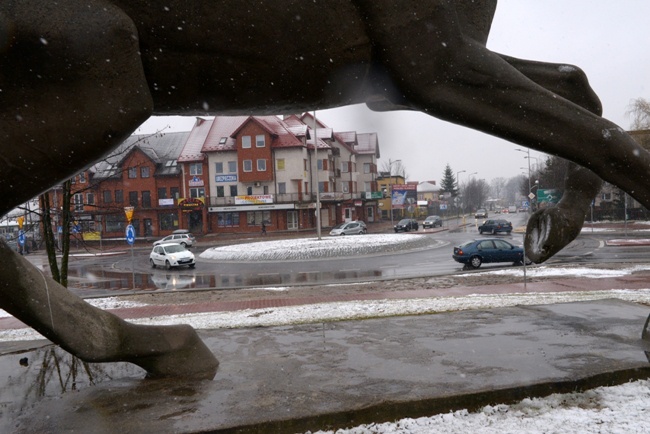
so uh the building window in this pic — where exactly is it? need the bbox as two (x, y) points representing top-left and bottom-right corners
(190, 187), (205, 198)
(263, 185), (269, 194)
(257, 159), (266, 171)
(318, 182), (326, 193)
(115, 190), (123, 203)
(216, 186), (225, 197)
(247, 186), (253, 195)
(243, 160), (252, 172)
(278, 182), (286, 194)
(242, 136), (251, 149)
(159, 213), (178, 231)
(79, 172), (86, 183)
(128, 191), (138, 207)
(364, 163), (371, 174)
(341, 162), (349, 173)
(228, 161), (237, 172)
(364, 182), (372, 192)
(189, 163), (202, 175)
(215, 162), (224, 173)
(247, 210), (270, 226)
(276, 159), (285, 171)
(103, 190), (112, 203)
(158, 187), (167, 199)
(105, 214), (126, 233)
(602, 193), (612, 201)
(256, 134), (265, 147)
(229, 185), (238, 196)
(304, 159), (308, 171)
(142, 191), (151, 208)
(170, 187), (180, 200)
(217, 212), (240, 227)
(317, 159), (323, 170)
(73, 193), (84, 211)
(141, 166), (150, 178)
(128, 167), (137, 178)
(86, 192), (95, 206)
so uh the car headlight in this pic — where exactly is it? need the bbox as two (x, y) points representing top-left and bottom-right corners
(170, 255), (177, 260)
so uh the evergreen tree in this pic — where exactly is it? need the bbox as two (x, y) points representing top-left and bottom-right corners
(440, 164), (457, 196)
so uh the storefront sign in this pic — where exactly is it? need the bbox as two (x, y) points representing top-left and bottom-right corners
(235, 195), (273, 205)
(159, 198), (175, 206)
(189, 176), (204, 187)
(215, 174), (238, 182)
(210, 203), (294, 212)
(178, 197), (205, 212)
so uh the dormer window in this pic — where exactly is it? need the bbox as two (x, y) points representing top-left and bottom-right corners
(219, 137), (228, 144)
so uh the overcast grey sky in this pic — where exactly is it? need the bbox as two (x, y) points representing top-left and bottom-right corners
(136, 0), (649, 184)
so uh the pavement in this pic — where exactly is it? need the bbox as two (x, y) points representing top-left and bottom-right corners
(1, 220), (650, 433)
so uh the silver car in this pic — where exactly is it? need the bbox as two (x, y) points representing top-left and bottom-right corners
(150, 243), (196, 270)
(153, 233), (195, 248)
(329, 221), (367, 236)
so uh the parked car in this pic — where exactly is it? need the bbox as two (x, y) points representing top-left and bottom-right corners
(508, 205), (517, 213)
(475, 208), (488, 219)
(150, 243), (196, 269)
(518, 207), (529, 213)
(329, 221), (367, 236)
(452, 238), (527, 269)
(478, 219), (513, 235)
(394, 218), (418, 232)
(153, 232), (196, 248)
(422, 215), (443, 229)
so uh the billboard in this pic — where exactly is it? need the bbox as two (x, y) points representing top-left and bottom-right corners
(391, 184), (417, 210)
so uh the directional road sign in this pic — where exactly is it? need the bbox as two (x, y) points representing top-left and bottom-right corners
(125, 224), (136, 245)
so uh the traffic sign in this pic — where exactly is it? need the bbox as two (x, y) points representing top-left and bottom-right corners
(125, 224), (136, 245)
(18, 230), (25, 246)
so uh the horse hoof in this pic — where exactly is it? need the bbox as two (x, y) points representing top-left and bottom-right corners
(524, 207), (584, 263)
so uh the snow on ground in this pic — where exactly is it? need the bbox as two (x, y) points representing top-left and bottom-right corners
(4, 236), (650, 433)
(200, 234), (438, 261)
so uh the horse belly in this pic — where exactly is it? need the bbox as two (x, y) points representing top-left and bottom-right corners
(116, 0), (373, 114)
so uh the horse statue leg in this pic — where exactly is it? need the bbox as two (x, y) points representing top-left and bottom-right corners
(355, 0), (650, 237)
(496, 55), (604, 262)
(0, 0), (218, 379)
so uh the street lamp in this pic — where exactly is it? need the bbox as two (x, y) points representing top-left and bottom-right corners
(389, 159), (402, 227)
(515, 148), (532, 208)
(456, 170), (466, 216)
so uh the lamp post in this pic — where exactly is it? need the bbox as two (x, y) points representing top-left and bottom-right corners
(456, 170), (466, 217)
(515, 148), (532, 209)
(389, 159), (402, 227)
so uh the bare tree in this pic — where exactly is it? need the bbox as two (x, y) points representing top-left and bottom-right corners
(626, 97), (650, 130)
(381, 159), (408, 180)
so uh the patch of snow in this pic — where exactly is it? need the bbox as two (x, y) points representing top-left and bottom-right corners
(200, 234), (436, 261)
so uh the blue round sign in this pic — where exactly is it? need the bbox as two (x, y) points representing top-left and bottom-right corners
(125, 224), (135, 245)
(18, 230), (25, 246)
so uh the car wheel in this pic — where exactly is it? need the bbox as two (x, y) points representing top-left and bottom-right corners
(470, 255), (482, 269)
(362, 229), (367, 234)
(180, 242), (187, 248)
(165, 260), (172, 270)
(492, 229), (496, 235)
(479, 230), (483, 234)
(189, 263), (195, 269)
(150, 258), (156, 269)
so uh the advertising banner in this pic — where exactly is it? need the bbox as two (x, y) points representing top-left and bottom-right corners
(391, 184), (417, 209)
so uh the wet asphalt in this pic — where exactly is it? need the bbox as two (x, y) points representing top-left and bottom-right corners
(1, 298), (649, 433)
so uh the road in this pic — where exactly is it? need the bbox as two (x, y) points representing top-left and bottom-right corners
(38, 212), (650, 297)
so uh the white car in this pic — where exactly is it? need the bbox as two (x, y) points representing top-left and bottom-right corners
(150, 243), (196, 270)
(153, 233), (195, 248)
(329, 221), (367, 236)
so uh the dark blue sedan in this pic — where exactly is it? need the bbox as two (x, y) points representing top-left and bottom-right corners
(452, 238), (527, 269)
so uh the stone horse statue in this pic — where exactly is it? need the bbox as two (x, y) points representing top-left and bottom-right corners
(1, 0), (648, 379)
